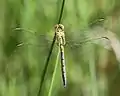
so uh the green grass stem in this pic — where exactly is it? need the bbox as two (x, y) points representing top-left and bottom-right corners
(48, 47), (60, 96)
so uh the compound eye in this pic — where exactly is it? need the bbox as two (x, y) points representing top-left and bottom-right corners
(54, 24), (59, 30)
(59, 24), (64, 30)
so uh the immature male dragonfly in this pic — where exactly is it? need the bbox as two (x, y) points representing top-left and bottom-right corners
(14, 24), (110, 89)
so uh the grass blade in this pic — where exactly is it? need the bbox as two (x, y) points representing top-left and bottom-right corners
(48, 46), (60, 96)
(37, 35), (56, 96)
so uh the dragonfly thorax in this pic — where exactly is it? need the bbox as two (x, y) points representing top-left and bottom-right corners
(55, 24), (66, 46)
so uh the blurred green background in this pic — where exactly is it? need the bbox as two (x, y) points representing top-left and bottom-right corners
(0, 0), (120, 96)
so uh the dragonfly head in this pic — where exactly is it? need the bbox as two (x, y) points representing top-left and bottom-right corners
(54, 24), (64, 32)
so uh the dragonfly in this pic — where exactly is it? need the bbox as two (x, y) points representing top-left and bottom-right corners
(12, 24), (111, 89)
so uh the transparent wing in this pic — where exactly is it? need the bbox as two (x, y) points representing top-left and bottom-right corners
(12, 26), (111, 50)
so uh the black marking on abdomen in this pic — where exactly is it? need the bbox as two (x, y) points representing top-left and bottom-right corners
(60, 44), (67, 88)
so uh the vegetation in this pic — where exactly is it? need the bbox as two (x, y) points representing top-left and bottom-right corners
(0, 0), (120, 96)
